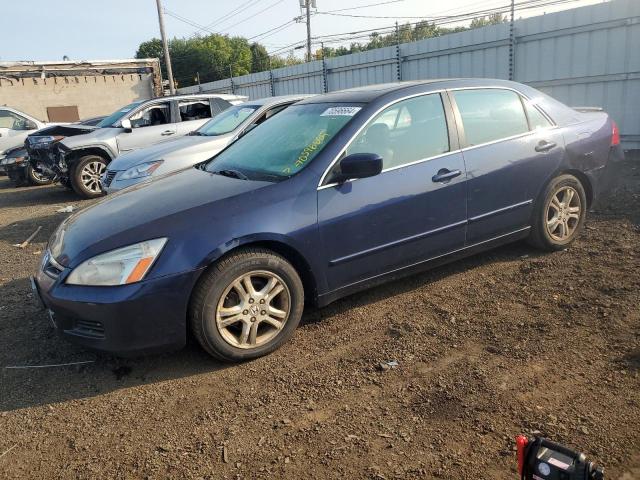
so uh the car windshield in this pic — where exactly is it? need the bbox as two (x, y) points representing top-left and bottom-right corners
(204, 103), (363, 181)
(197, 105), (260, 136)
(96, 101), (144, 128)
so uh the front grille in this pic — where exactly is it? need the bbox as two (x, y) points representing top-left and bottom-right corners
(103, 170), (117, 187)
(73, 319), (105, 339)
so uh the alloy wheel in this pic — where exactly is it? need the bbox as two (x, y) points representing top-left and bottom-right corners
(546, 186), (581, 241)
(215, 270), (291, 349)
(80, 161), (106, 193)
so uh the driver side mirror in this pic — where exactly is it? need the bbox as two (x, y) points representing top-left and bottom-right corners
(121, 118), (132, 132)
(332, 153), (383, 184)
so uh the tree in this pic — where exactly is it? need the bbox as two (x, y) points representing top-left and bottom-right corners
(134, 12), (511, 87)
(136, 38), (166, 77)
(470, 13), (506, 29)
(250, 43), (270, 73)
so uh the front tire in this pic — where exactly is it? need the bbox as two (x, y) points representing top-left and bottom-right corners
(71, 155), (108, 198)
(528, 174), (587, 251)
(26, 164), (52, 186)
(189, 248), (304, 362)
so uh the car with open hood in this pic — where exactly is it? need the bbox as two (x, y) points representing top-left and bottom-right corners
(102, 95), (311, 193)
(25, 93), (247, 198)
(31, 79), (624, 362)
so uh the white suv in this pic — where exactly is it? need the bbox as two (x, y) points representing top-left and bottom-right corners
(25, 93), (247, 198)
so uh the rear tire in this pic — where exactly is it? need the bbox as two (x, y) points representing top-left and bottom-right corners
(71, 155), (108, 198)
(528, 174), (587, 251)
(189, 248), (304, 362)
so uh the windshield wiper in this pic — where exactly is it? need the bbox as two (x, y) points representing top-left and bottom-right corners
(188, 131), (204, 136)
(212, 169), (249, 180)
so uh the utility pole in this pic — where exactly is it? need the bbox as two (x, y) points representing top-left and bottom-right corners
(300, 0), (315, 62)
(509, 0), (515, 81)
(305, 0), (312, 62)
(155, 0), (175, 94)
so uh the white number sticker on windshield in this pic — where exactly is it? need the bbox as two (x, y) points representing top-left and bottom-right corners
(320, 106), (361, 117)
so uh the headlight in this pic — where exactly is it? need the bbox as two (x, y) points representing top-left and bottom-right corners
(66, 238), (167, 286)
(119, 160), (164, 181)
(4, 156), (26, 165)
(30, 135), (64, 145)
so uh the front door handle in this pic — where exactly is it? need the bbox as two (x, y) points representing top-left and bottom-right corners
(432, 168), (462, 183)
(161, 130), (175, 136)
(535, 140), (557, 152)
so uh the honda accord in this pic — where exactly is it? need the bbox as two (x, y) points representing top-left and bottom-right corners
(32, 79), (623, 361)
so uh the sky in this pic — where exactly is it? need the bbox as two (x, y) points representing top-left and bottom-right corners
(0, 0), (605, 62)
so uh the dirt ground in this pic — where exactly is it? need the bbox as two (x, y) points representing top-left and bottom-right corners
(0, 155), (638, 480)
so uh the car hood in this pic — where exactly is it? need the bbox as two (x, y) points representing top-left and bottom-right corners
(50, 167), (271, 267)
(30, 124), (97, 138)
(109, 134), (232, 171)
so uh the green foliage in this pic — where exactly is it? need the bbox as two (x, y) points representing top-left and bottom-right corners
(135, 14), (508, 87)
(317, 15), (506, 60)
(250, 43), (270, 73)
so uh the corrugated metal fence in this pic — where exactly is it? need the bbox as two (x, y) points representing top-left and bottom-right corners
(179, 0), (640, 148)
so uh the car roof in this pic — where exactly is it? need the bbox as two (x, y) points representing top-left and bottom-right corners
(243, 94), (314, 107)
(151, 93), (249, 101)
(297, 78), (527, 104)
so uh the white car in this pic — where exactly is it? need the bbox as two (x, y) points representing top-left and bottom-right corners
(102, 95), (311, 193)
(25, 93), (247, 198)
(0, 107), (47, 170)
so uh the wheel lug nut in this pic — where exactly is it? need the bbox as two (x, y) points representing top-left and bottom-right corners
(261, 310), (266, 315)
(243, 310), (248, 315)
(249, 298), (254, 304)
(250, 317), (256, 322)
(259, 299), (265, 304)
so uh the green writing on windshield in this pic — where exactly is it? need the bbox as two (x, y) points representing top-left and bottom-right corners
(283, 130), (329, 175)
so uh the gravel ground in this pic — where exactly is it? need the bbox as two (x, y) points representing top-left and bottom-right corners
(0, 156), (638, 479)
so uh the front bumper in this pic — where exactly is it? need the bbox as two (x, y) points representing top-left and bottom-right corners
(32, 259), (201, 356)
(4, 161), (29, 181)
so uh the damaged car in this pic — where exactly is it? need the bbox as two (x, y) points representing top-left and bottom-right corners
(103, 95), (311, 193)
(0, 145), (52, 186)
(25, 93), (247, 198)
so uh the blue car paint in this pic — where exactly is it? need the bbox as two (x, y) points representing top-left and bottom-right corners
(33, 79), (619, 356)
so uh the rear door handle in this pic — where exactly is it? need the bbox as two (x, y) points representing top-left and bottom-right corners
(161, 130), (175, 136)
(432, 168), (462, 183)
(535, 140), (557, 152)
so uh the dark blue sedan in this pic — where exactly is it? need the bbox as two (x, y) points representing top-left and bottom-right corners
(32, 79), (623, 361)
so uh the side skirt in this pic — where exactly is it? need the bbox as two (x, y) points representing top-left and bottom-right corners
(316, 226), (531, 307)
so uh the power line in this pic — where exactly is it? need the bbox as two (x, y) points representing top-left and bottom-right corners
(314, 0), (576, 20)
(323, 0), (406, 13)
(267, 0), (583, 55)
(217, 0), (287, 34)
(196, 0), (265, 33)
(248, 19), (298, 41)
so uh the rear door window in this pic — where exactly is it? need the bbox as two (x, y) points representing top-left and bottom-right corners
(452, 89), (529, 146)
(178, 99), (212, 121)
